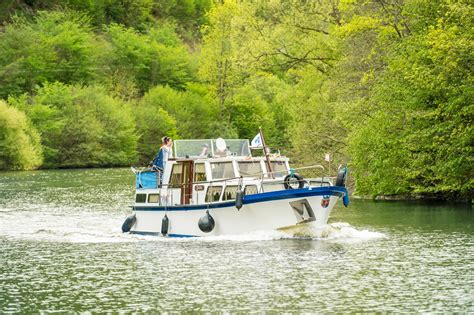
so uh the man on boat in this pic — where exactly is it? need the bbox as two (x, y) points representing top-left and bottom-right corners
(152, 136), (172, 183)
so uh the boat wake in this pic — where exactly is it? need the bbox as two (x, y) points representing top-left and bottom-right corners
(1, 207), (384, 243)
(0, 209), (135, 243)
(277, 221), (386, 241)
(133, 221), (386, 243)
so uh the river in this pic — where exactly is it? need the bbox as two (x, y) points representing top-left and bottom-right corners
(0, 168), (472, 312)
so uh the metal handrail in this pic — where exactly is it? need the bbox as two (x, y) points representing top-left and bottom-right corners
(133, 164), (326, 188)
(134, 164), (330, 205)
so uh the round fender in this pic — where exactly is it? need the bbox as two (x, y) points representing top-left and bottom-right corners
(198, 210), (215, 233)
(335, 167), (348, 187)
(284, 174), (304, 190)
(121, 214), (136, 233)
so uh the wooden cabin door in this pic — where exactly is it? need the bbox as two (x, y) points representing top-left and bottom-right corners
(180, 161), (194, 205)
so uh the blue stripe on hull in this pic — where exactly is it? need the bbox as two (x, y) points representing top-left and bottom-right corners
(130, 231), (198, 238)
(133, 186), (348, 212)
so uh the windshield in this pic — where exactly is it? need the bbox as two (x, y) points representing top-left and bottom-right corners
(174, 139), (250, 158)
(238, 161), (262, 177)
(210, 162), (235, 179)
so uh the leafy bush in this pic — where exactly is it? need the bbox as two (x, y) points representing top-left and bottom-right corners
(10, 83), (138, 168)
(0, 101), (43, 170)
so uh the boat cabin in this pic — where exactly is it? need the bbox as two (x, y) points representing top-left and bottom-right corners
(134, 139), (330, 206)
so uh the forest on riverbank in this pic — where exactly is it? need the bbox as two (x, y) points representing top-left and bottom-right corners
(0, 0), (472, 200)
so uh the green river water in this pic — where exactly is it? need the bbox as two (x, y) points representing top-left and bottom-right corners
(0, 168), (472, 313)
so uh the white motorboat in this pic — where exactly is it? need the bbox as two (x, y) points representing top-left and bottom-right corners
(122, 138), (349, 237)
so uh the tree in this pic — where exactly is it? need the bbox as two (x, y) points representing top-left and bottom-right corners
(336, 0), (473, 199)
(0, 101), (43, 170)
(0, 10), (104, 98)
(9, 83), (138, 168)
(152, 0), (212, 43)
(105, 23), (194, 93)
(133, 88), (178, 164)
(199, 0), (247, 120)
(139, 84), (220, 139)
(0, 0), (155, 31)
(226, 84), (276, 142)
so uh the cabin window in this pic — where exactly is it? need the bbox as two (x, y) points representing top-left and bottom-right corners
(271, 161), (288, 178)
(244, 185), (258, 195)
(135, 194), (147, 203)
(169, 163), (183, 188)
(238, 161), (262, 177)
(205, 186), (223, 202)
(223, 185), (238, 201)
(148, 194), (160, 203)
(194, 163), (207, 182)
(210, 162), (235, 179)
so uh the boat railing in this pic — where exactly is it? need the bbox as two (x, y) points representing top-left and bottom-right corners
(252, 164), (330, 192)
(134, 164), (331, 188)
(134, 164), (333, 206)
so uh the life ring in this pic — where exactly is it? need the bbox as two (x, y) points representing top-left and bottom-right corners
(335, 167), (348, 187)
(284, 174), (304, 189)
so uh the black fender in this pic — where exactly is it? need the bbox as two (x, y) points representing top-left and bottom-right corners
(198, 210), (215, 233)
(121, 214), (136, 233)
(235, 190), (244, 210)
(161, 214), (169, 236)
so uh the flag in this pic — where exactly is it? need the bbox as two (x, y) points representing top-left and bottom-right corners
(251, 133), (263, 148)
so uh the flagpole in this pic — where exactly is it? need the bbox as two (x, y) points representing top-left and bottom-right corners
(259, 127), (274, 179)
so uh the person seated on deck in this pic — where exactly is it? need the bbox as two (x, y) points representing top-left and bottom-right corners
(152, 136), (173, 183)
(199, 143), (209, 157)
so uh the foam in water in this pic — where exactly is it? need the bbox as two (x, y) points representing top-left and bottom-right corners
(137, 222), (386, 243)
(275, 221), (385, 241)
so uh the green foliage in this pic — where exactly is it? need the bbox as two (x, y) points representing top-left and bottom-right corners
(0, 101), (43, 170)
(105, 23), (194, 93)
(133, 90), (178, 164)
(0, 0), (471, 201)
(0, 0), (210, 37)
(140, 84), (219, 139)
(241, 73), (291, 149)
(67, 0), (154, 30)
(226, 85), (275, 143)
(153, 0), (212, 42)
(284, 68), (348, 170)
(0, 11), (103, 99)
(199, 0), (247, 115)
(9, 83), (138, 168)
(336, 0), (473, 199)
(0, 0), (154, 30)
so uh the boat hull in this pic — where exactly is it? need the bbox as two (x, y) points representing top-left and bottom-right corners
(130, 187), (348, 237)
